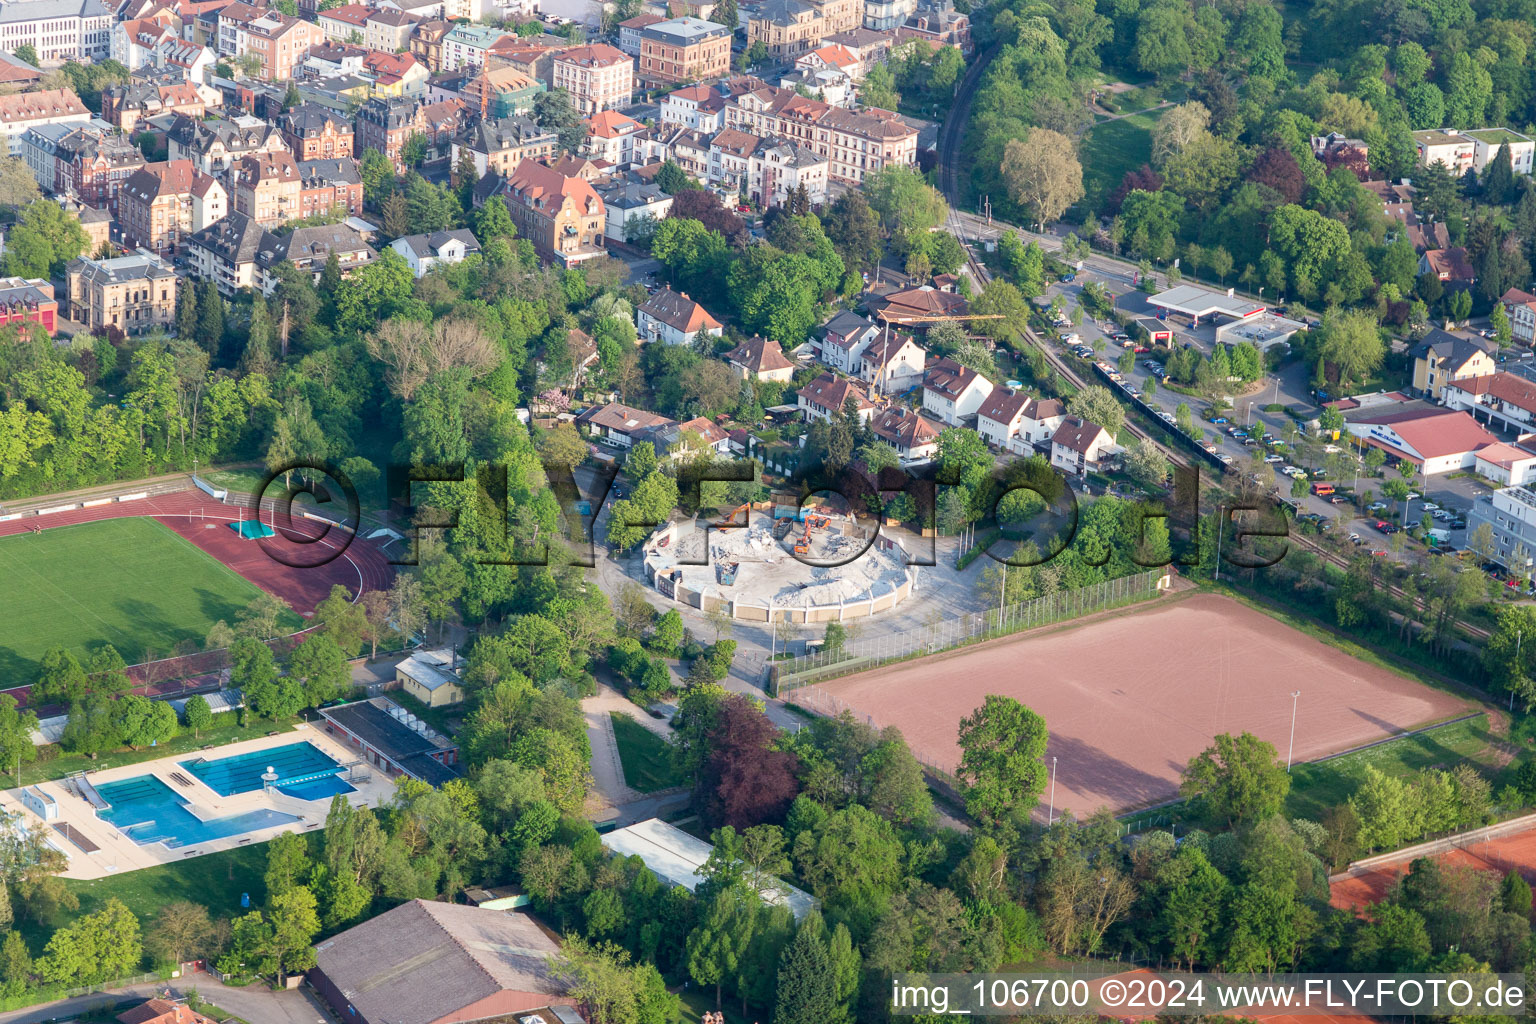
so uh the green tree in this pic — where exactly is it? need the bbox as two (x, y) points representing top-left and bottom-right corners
(0, 696), (36, 783)
(956, 695), (1049, 823)
(114, 694), (177, 749)
(1179, 732), (1290, 826)
(36, 898), (140, 986)
(182, 694), (213, 738)
(773, 914), (836, 1024)
(1, 200), (88, 278)
(285, 633), (350, 708)
(11, 45), (36, 67)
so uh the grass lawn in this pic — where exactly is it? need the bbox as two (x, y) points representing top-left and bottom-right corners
(1284, 716), (1502, 821)
(0, 518), (298, 679)
(610, 712), (683, 793)
(17, 842), (270, 954)
(1079, 108), (1166, 211)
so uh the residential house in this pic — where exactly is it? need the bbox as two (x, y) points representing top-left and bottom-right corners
(798, 371), (873, 422)
(363, 49), (431, 98)
(298, 157), (364, 217)
(118, 159), (226, 255)
(575, 401), (677, 446)
(232, 150), (302, 227)
(818, 310), (878, 372)
(116, 1000), (217, 1024)
(56, 125), (146, 214)
(0, 277), (57, 335)
(552, 44), (634, 115)
(187, 209), (267, 293)
(498, 158), (606, 267)
(308, 900), (570, 1024)
(862, 0), (914, 30)
(167, 113), (289, 175)
(756, 138), (827, 206)
(279, 103), (353, 160)
(562, 326), (599, 386)
(723, 83), (918, 184)
(636, 286), (723, 346)
(1310, 131), (1369, 175)
(1409, 328), (1496, 398)
(452, 115), (556, 182)
(596, 180), (671, 243)
(866, 283), (967, 323)
(1444, 372), (1536, 436)
(457, 66), (544, 118)
(660, 83), (730, 131)
(584, 110), (649, 167)
(823, 27), (892, 65)
(259, 222), (377, 291)
(156, 40), (219, 92)
(112, 16), (178, 71)
(0, 89), (91, 158)
(440, 23), (511, 71)
(1344, 406), (1498, 474)
(317, 3), (371, 41)
(617, 12), (664, 54)
(749, 0), (861, 57)
(395, 649), (464, 706)
(897, 3), (970, 53)
(796, 42), (862, 79)
(977, 388), (1065, 453)
(409, 18), (452, 71)
(725, 334), (795, 382)
(66, 251), (178, 337)
(922, 356), (993, 424)
(1503, 287), (1536, 345)
(355, 96), (460, 172)
(243, 13), (326, 82)
(101, 80), (207, 135)
(1365, 179), (1449, 253)
(854, 330), (923, 393)
(868, 405), (940, 460)
(0, 0), (111, 63)
(1420, 247), (1475, 284)
(639, 17), (731, 85)
(366, 8), (419, 52)
(1050, 416), (1113, 476)
(390, 229), (482, 276)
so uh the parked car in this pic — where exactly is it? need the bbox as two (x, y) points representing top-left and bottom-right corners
(1349, 532), (1362, 544)
(1218, 453), (1234, 465)
(1368, 501), (1388, 511)
(1264, 454), (1284, 463)
(1420, 502), (1439, 511)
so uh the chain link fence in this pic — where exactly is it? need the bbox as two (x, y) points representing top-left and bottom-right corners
(773, 569), (1166, 695)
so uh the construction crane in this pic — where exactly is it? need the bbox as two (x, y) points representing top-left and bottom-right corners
(865, 310), (1007, 396)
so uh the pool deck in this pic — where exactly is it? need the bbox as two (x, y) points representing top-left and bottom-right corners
(2, 727), (400, 879)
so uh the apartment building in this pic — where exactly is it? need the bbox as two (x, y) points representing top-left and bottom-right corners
(279, 104), (354, 160)
(617, 12), (664, 54)
(168, 113), (289, 175)
(118, 159), (226, 255)
(0, 277), (58, 336)
(366, 8), (418, 52)
(1468, 485), (1536, 572)
(354, 96), (463, 171)
(243, 13), (326, 81)
(637, 286), (722, 345)
(498, 158), (607, 267)
(56, 125), (146, 214)
(111, 16), (177, 71)
(66, 251), (178, 337)
(0, 0), (111, 62)
(639, 17), (730, 84)
(0, 88), (90, 157)
(723, 83), (917, 183)
(101, 80), (207, 134)
(1413, 127), (1534, 177)
(552, 44), (634, 115)
(187, 210), (267, 294)
(232, 150), (302, 227)
(298, 157), (364, 217)
(451, 115), (556, 181)
(441, 23), (510, 71)
(409, 18), (452, 71)
(457, 66), (544, 118)
(1502, 287), (1536, 345)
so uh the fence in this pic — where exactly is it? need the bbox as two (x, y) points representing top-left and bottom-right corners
(773, 569), (1168, 694)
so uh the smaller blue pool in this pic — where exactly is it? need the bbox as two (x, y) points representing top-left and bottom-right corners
(95, 775), (300, 849)
(180, 741), (353, 800)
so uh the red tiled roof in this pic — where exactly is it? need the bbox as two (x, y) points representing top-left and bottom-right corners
(1352, 407), (1498, 460)
(800, 372), (872, 412)
(1446, 371), (1536, 414)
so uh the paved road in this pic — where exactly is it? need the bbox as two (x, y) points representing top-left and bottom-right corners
(0, 980), (332, 1024)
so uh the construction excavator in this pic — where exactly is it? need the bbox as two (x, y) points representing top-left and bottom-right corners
(713, 503), (750, 529)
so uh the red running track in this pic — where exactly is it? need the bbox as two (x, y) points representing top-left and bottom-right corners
(0, 489), (394, 699)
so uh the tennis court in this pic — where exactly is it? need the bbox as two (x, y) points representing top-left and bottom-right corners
(0, 516), (287, 682)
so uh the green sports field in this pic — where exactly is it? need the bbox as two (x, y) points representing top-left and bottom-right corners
(0, 517), (274, 680)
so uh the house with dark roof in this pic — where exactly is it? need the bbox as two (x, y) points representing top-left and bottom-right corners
(867, 284), (968, 325)
(1050, 416), (1115, 476)
(797, 371), (873, 423)
(725, 334), (795, 382)
(389, 228), (482, 277)
(309, 900), (572, 1024)
(1344, 406), (1498, 474)
(260, 223), (377, 290)
(316, 696), (460, 784)
(818, 310), (879, 372)
(187, 210), (268, 293)
(922, 356), (994, 425)
(869, 406), (941, 460)
(1409, 328), (1496, 398)
(636, 286), (723, 346)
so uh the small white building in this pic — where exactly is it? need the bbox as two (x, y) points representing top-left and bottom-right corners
(818, 310), (879, 373)
(854, 331), (924, 394)
(798, 371), (873, 423)
(1475, 442), (1536, 487)
(976, 388), (1065, 454)
(636, 286), (723, 346)
(1050, 416), (1114, 476)
(922, 357), (994, 425)
(389, 229), (482, 277)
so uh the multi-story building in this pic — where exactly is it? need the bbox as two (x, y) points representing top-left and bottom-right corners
(723, 83), (917, 183)
(896, 3), (970, 53)
(1468, 485), (1536, 572)
(757, 137), (827, 206)
(0, 0), (111, 62)
(66, 251), (178, 337)
(187, 209), (267, 294)
(389, 229), (481, 276)
(354, 96), (463, 171)
(365, 8), (418, 52)
(1502, 287), (1536, 345)
(441, 23), (510, 71)
(921, 356), (993, 425)
(498, 158), (606, 266)
(639, 17), (730, 85)
(408, 18), (452, 71)
(21, 121), (78, 190)
(0, 277), (58, 335)
(56, 125), (146, 213)
(243, 12), (326, 82)
(617, 12), (664, 54)
(748, 0), (860, 56)
(111, 15), (177, 70)
(1051, 416), (1114, 476)
(1413, 128), (1478, 176)
(279, 103), (354, 160)
(233, 150), (302, 227)
(214, 2), (265, 58)
(0, 88), (91, 158)
(362, 49), (431, 97)
(1443, 372), (1536, 436)
(317, 2), (370, 41)
(168, 113), (290, 175)
(1466, 127), (1536, 176)
(298, 157), (364, 217)
(259, 223), (376, 291)
(551, 44), (634, 115)
(101, 80), (207, 134)
(118, 159), (226, 255)
(455, 65), (544, 118)
(583, 110), (650, 167)
(596, 180), (672, 242)
(451, 115), (556, 182)
(863, 0), (915, 30)
(636, 285), (722, 345)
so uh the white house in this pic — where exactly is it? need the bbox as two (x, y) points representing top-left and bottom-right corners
(853, 331), (924, 394)
(597, 180), (672, 244)
(868, 406), (940, 461)
(798, 371), (873, 423)
(389, 229), (482, 277)
(818, 310), (877, 372)
(575, 401), (677, 447)
(1343, 406), (1498, 475)
(1475, 442), (1536, 487)
(0, 89), (91, 158)
(1050, 416), (1114, 476)
(636, 286), (723, 346)
(922, 357), (994, 425)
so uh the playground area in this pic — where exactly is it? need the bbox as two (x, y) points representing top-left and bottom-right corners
(2, 727), (397, 879)
(643, 504), (913, 622)
(811, 592), (1472, 817)
(0, 489), (394, 690)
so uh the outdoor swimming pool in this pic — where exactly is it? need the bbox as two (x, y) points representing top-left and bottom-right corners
(95, 775), (301, 849)
(180, 741), (354, 800)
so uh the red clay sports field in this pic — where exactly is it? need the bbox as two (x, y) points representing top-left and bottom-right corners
(802, 592), (1472, 818)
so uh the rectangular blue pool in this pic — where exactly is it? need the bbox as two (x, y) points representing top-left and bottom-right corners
(180, 741), (354, 800)
(95, 775), (301, 849)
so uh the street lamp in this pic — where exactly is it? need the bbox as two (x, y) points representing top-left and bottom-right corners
(1048, 755), (1058, 825)
(1287, 690), (1301, 771)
